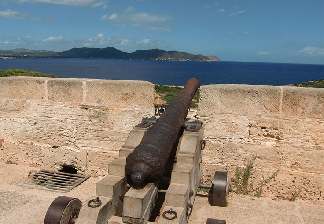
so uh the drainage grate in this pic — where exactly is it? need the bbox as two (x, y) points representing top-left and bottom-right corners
(32, 170), (89, 192)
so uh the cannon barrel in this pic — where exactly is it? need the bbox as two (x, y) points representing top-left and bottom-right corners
(125, 78), (200, 189)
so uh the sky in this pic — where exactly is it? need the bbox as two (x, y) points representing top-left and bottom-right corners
(0, 0), (324, 64)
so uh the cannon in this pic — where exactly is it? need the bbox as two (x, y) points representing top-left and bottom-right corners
(44, 78), (229, 224)
(125, 78), (200, 189)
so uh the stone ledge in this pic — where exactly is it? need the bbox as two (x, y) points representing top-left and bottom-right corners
(0, 76), (47, 100)
(199, 84), (281, 117)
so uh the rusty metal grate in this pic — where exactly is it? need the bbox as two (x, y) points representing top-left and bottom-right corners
(32, 170), (89, 192)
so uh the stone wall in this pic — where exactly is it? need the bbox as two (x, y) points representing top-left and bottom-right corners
(0, 77), (323, 201)
(0, 77), (154, 176)
(199, 84), (324, 201)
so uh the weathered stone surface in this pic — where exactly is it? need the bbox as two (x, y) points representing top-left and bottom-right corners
(190, 194), (324, 224)
(170, 163), (194, 187)
(85, 80), (154, 110)
(279, 118), (324, 148)
(48, 78), (84, 104)
(199, 84), (324, 201)
(77, 196), (114, 224)
(0, 78), (154, 176)
(282, 86), (324, 119)
(0, 78), (322, 203)
(199, 84), (281, 117)
(164, 183), (190, 208)
(108, 157), (126, 176)
(202, 114), (250, 140)
(96, 175), (126, 198)
(123, 183), (158, 222)
(0, 77), (46, 100)
(122, 128), (146, 149)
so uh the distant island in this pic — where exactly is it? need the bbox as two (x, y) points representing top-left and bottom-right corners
(0, 47), (219, 62)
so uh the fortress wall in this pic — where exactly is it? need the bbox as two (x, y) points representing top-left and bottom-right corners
(199, 84), (324, 201)
(0, 77), (154, 176)
(0, 77), (323, 201)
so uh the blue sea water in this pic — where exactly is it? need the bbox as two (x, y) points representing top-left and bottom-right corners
(0, 58), (324, 85)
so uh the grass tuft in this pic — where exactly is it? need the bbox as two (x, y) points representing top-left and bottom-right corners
(231, 157), (279, 197)
(0, 69), (54, 78)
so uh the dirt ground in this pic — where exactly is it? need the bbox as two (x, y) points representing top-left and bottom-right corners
(1, 163), (323, 224)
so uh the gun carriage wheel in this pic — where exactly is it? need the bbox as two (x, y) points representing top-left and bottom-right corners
(44, 196), (82, 224)
(208, 171), (229, 207)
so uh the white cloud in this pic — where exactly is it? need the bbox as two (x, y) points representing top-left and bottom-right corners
(103, 13), (118, 20)
(257, 51), (270, 56)
(83, 33), (130, 48)
(43, 36), (64, 42)
(229, 10), (247, 16)
(18, 0), (100, 6)
(130, 12), (168, 24)
(137, 38), (151, 45)
(84, 33), (109, 46)
(299, 46), (324, 56)
(118, 39), (129, 46)
(0, 9), (22, 18)
(0, 40), (19, 46)
(102, 7), (170, 30)
(92, 1), (107, 9)
(0, 34), (165, 52)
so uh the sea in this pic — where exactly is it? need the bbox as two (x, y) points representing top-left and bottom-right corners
(1, 58), (324, 85)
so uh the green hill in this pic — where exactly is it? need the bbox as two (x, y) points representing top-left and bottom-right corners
(0, 47), (219, 62)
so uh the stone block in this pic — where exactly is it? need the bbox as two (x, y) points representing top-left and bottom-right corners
(0, 77), (46, 100)
(108, 157), (126, 176)
(170, 163), (194, 189)
(178, 133), (200, 155)
(199, 84), (281, 117)
(164, 183), (190, 208)
(119, 147), (134, 158)
(123, 183), (158, 223)
(107, 216), (123, 224)
(85, 80), (154, 109)
(282, 86), (324, 119)
(123, 128), (146, 149)
(177, 153), (196, 165)
(47, 78), (83, 104)
(77, 196), (113, 224)
(96, 175), (126, 198)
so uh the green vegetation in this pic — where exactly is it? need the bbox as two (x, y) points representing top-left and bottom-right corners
(155, 84), (200, 108)
(231, 157), (279, 197)
(0, 69), (54, 77)
(295, 80), (324, 88)
(232, 157), (255, 195)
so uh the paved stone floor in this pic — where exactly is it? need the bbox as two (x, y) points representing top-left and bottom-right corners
(190, 195), (324, 224)
(0, 163), (323, 224)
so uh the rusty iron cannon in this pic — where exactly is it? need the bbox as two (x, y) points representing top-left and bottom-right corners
(43, 78), (230, 224)
(125, 78), (200, 189)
